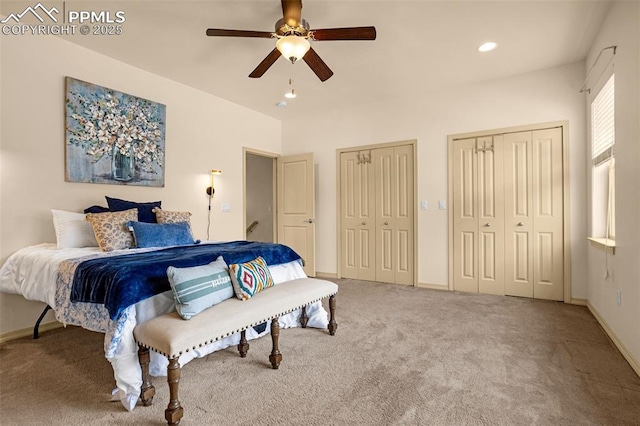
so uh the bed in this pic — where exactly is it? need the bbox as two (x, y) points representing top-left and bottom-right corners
(0, 242), (329, 411)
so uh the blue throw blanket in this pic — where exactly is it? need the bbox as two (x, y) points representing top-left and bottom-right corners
(70, 241), (302, 320)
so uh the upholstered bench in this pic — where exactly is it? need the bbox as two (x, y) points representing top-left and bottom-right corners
(133, 277), (338, 425)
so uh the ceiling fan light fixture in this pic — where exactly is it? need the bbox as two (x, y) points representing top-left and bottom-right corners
(276, 35), (311, 62)
(284, 89), (297, 99)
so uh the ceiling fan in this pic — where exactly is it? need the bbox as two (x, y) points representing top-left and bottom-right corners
(206, 0), (376, 82)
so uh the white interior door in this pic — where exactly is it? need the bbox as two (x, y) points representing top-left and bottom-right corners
(340, 151), (376, 280)
(277, 153), (315, 276)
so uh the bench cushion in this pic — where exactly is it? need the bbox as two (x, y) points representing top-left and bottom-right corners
(134, 278), (338, 359)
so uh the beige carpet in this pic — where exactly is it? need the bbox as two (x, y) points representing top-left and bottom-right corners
(1, 279), (639, 425)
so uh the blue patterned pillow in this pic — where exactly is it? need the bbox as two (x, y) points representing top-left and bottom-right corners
(229, 256), (274, 300)
(106, 197), (161, 223)
(167, 256), (234, 320)
(127, 221), (197, 248)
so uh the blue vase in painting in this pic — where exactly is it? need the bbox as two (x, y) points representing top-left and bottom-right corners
(112, 143), (134, 181)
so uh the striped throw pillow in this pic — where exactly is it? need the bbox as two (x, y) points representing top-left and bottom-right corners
(167, 256), (234, 320)
(229, 256), (274, 300)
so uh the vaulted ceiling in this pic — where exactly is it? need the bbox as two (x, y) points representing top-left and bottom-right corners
(6, 0), (611, 122)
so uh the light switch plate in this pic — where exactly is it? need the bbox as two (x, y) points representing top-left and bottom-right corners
(439, 200), (446, 210)
(421, 200), (428, 210)
(221, 203), (231, 212)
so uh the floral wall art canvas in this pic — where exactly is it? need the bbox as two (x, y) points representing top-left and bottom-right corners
(65, 77), (166, 186)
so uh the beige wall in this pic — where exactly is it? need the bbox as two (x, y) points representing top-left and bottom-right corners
(283, 62), (588, 298)
(0, 34), (282, 335)
(585, 2), (640, 370)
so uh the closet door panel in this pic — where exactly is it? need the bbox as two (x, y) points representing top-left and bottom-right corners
(453, 138), (478, 293)
(532, 128), (563, 300)
(477, 136), (504, 295)
(340, 152), (358, 278)
(340, 151), (375, 280)
(393, 145), (414, 285)
(374, 147), (396, 283)
(504, 131), (534, 298)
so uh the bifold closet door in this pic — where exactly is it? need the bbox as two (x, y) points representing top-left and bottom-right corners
(452, 136), (504, 294)
(503, 128), (563, 300)
(340, 151), (376, 281)
(373, 145), (414, 285)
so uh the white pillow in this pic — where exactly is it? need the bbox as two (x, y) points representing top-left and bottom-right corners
(51, 209), (99, 249)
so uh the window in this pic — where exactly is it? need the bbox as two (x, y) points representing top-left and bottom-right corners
(590, 74), (615, 246)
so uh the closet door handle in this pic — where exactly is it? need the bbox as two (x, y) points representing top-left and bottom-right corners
(361, 222), (366, 225)
(384, 221), (389, 226)
(517, 222), (524, 227)
(484, 223), (491, 227)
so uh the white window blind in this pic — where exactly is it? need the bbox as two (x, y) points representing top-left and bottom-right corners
(591, 74), (615, 165)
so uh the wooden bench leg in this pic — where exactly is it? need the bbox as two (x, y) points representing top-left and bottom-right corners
(138, 345), (156, 406)
(165, 358), (184, 426)
(268, 317), (283, 369)
(238, 329), (249, 357)
(300, 305), (308, 328)
(328, 294), (338, 336)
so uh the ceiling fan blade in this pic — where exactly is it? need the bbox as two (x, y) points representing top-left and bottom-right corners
(311, 27), (377, 41)
(206, 29), (273, 38)
(249, 48), (282, 78)
(281, 0), (302, 27)
(303, 47), (333, 82)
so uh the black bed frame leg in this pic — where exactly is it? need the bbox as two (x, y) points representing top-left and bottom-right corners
(33, 305), (52, 339)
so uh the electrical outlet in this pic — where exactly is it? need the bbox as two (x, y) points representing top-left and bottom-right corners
(616, 290), (621, 307)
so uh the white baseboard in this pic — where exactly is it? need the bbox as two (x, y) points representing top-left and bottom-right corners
(587, 302), (640, 378)
(0, 321), (63, 344)
(315, 271), (338, 279)
(569, 298), (588, 306)
(416, 282), (450, 291)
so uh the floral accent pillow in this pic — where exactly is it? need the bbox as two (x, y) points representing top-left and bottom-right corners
(228, 256), (275, 300)
(153, 207), (192, 225)
(85, 208), (138, 252)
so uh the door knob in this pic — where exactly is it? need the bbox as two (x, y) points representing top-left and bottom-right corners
(361, 222), (366, 225)
(517, 222), (524, 227)
(384, 221), (389, 226)
(305, 219), (315, 224)
(484, 223), (491, 227)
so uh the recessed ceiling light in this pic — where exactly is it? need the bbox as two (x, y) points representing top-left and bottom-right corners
(275, 101), (288, 108)
(478, 42), (497, 52)
(284, 90), (297, 99)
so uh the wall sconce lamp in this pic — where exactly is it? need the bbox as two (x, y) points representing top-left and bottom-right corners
(206, 169), (223, 197)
